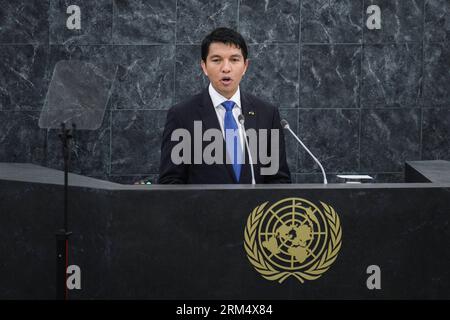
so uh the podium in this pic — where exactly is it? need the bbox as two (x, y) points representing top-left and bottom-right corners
(0, 161), (449, 299)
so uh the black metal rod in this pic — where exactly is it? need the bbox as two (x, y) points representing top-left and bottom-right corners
(64, 131), (69, 231)
(56, 122), (73, 300)
(56, 232), (67, 299)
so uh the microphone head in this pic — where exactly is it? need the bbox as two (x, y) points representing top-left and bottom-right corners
(280, 119), (290, 129)
(238, 114), (245, 125)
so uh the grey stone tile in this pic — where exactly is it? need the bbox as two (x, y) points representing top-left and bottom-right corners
(363, 0), (424, 43)
(301, 0), (363, 43)
(49, 44), (115, 62)
(300, 44), (361, 109)
(0, 45), (50, 110)
(42, 64), (115, 131)
(361, 108), (421, 172)
(361, 43), (422, 108)
(111, 45), (175, 110)
(48, 45), (115, 80)
(242, 44), (299, 108)
(49, 0), (113, 45)
(425, 0), (450, 42)
(292, 173), (335, 184)
(422, 108), (450, 160)
(0, 111), (47, 164)
(174, 45), (209, 104)
(0, 0), (49, 44)
(423, 42), (450, 107)
(239, 0), (299, 44)
(297, 109), (360, 173)
(113, 0), (176, 44)
(47, 45), (116, 113)
(46, 111), (111, 177)
(176, 0), (238, 44)
(111, 110), (167, 174)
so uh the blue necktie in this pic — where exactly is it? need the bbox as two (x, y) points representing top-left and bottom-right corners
(222, 101), (242, 181)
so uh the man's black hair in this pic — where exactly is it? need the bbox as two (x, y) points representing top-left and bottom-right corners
(201, 27), (248, 62)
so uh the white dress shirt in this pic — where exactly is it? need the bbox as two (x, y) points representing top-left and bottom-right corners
(208, 83), (245, 153)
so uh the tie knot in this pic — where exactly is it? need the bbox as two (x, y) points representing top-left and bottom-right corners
(222, 101), (235, 112)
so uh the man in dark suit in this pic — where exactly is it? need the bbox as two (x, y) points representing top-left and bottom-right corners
(158, 27), (291, 184)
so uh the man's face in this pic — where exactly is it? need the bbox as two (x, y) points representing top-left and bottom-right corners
(201, 42), (249, 99)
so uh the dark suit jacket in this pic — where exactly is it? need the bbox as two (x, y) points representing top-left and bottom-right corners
(158, 89), (291, 184)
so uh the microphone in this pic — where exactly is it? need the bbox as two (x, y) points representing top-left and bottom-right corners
(281, 119), (328, 185)
(238, 114), (256, 185)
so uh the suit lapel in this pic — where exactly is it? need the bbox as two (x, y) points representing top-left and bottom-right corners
(199, 89), (221, 131)
(199, 89), (237, 183)
(241, 92), (257, 132)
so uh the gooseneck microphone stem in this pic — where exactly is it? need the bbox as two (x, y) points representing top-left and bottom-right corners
(281, 120), (328, 185)
(238, 115), (256, 185)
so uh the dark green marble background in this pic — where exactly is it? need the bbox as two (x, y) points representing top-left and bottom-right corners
(0, 0), (448, 184)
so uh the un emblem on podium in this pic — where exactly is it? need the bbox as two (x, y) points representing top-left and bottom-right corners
(244, 198), (342, 283)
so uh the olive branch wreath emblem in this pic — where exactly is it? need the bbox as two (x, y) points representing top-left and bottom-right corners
(244, 198), (342, 283)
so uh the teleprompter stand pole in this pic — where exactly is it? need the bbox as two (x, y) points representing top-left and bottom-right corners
(56, 122), (75, 300)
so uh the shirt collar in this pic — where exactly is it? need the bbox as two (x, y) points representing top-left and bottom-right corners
(208, 83), (241, 110)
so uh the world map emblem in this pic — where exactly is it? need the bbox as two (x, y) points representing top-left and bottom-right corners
(244, 198), (342, 283)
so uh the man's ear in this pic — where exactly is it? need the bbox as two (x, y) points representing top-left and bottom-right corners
(201, 60), (208, 77)
(243, 59), (249, 75)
